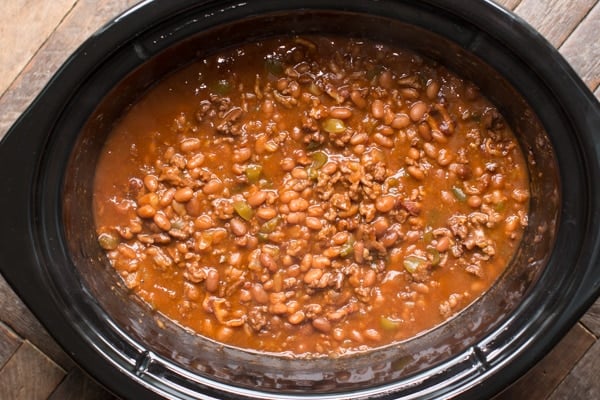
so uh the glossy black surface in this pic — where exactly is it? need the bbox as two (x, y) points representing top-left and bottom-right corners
(0, 1), (598, 399)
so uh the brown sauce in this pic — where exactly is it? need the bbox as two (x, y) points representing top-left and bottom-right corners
(93, 36), (529, 356)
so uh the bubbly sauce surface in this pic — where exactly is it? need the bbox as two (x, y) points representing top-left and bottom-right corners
(94, 36), (529, 355)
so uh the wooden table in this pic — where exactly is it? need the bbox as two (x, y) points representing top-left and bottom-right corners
(0, 1), (598, 399)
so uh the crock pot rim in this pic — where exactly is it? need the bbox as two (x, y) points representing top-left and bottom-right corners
(0, 1), (598, 400)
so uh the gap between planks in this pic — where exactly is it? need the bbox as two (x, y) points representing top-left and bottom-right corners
(494, 322), (596, 400)
(0, 341), (65, 400)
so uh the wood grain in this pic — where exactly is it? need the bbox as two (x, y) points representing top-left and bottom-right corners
(0, 322), (21, 368)
(0, 0), (76, 96)
(0, 0), (140, 140)
(494, 323), (596, 399)
(513, 0), (597, 47)
(493, 0), (523, 11)
(581, 298), (600, 337)
(0, 275), (74, 370)
(548, 338), (600, 399)
(48, 368), (117, 400)
(0, 342), (65, 400)
(559, 1), (600, 91)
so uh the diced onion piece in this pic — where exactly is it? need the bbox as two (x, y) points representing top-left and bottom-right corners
(98, 232), (119, 250)
(452, 186), (467, 202)
(311, 151), (329, 169)
(233, 200), (254, 221)
(264, 57), (284, 76)
(322, 118), (346, 133)
(339, 236), (355, 257)
(403, 255), (426, 274)
(427, 248), (441, 266)
(380, 316), (401, 331)
(260, 216), (281, 233)
(245, 164), (263, 183)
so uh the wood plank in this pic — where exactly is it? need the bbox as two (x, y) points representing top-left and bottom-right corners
(513, 0), (596, 48)
(548, 338), (600, 400)
(48, 368), (118, 400)
(581, 297), (600, 337)
(0, 0), (77, 97)
(559, 1), (600, 91)
(493, 0), (523, 11)
(0, 275), (74, 370)
(494, 322), (596, 400)
(0, 0), (141, 140)
(0, 341), (65, 400)
(0, 322), (22, 369)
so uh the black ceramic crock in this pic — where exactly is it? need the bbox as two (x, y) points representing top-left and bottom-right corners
(0, 1), (598, 399)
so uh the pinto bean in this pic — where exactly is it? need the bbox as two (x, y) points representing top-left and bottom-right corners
(426, 79), (441, 99)
(180, 138), (201, 152)
(378, 70), (393, 88)
(232, 147), (251, 163)
(408, 147), (420, 160)
(381, 230), (399, 247)
(174, 187), (194, 202)
(159, 188), (176, 207)
(187, 153), (205, 169)
(407, 165), (425, 180)
(291, 167), (308, 180)
(137, 204), (156, 218)
(409, 101), (428, 122)
(250, 283), (269, 304)
(375, 195), (396, 212)
(329, 107), (353, 119)
(143, 175), (159, 192)
(260, 251), (278, 272)
(423, 142), (438, 159)
(205, 269), (219, 293)
(289, 198), (309, 212)
(468, 195), (482, 208)
(372, 217), (390, 237)
(288, 311), (306, 324)
(230, 218), (248, 236)
(321, 162), (338, 175)
(350, 132), (368, 145)
(280, 157), (296, 171)
(195, 214), (213, 230)
(280, 190), (300, 204)
(371, 99), (384, 119)
(203, 179), (224, 194)
(311, 255), (331, 269)
(304, 268), (323, 284)
(391, 113), (411, 129)
(505, 215), (520, 233)
(312, 317), (332, 333)
(350, 90), (367, 108)
(153, 212), (171, 231)
(373, 133), (394, 148)
(185, 196), (202, 217)
(256, 207), (277, 220)
(306, 217), (323, 230)
(418, 122), (432, 141)
(436, 236), (451, 252)
(247, 190), (268, 207)
(287, 212), (306, 224)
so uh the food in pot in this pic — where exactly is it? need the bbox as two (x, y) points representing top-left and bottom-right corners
(93, 36), (530, 355)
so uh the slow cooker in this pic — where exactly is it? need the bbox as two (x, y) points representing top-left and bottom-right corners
(0, 1), (598, 399)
